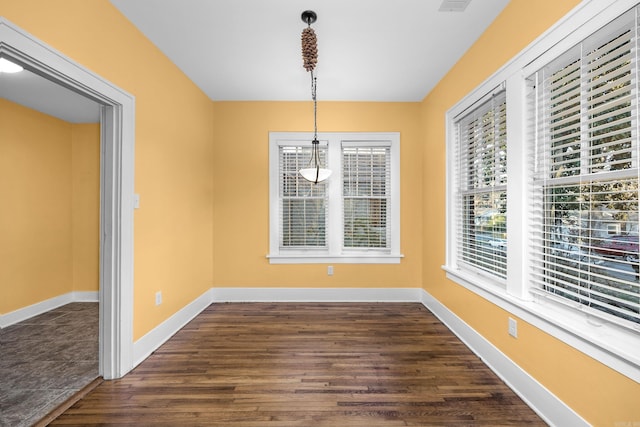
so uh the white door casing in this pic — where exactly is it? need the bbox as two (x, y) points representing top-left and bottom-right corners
(0, 17), (135, 379)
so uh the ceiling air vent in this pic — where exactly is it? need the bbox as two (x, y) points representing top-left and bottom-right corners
(438, 0), (471, 12)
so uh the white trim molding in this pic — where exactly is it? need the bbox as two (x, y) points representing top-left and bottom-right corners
(0, 18), (135, 379)
(133, 289), (214, 367)
(420, 289), (590, 427)
(210, 287), (421, 302)
(445, 267), (640, 384)
(0, 291), (99, 328)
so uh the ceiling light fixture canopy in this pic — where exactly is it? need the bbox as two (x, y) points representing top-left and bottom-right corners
(0, 57), (24, 73)
(298, 10), (331, 184)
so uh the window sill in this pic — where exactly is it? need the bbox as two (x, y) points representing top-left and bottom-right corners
(442, 264), (640, 384)
(267, 254), (404, 264)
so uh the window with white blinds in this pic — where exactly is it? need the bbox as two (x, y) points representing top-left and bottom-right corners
(342, 143), (391, 251)
(445, 0), (640, 383)
(455, 90), (508, 280)
(528, 9), (640, 326)
(269, 132), (401, 264)
(279, 145), (328, 248)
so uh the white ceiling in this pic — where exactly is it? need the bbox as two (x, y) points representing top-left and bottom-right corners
(110, 0), (510, 101)
(0, 0), (510, 122)
(0, 70), (101, 123)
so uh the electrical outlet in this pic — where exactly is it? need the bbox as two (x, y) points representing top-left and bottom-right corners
(155, 291), (162, 306)
(327, 265), (334, 276)
(508, 317), (518, 338)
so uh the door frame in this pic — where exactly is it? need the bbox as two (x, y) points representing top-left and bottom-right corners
(0, 18), (135, 379)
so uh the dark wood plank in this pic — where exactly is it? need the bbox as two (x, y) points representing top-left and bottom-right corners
(50, 303), (546, 426)
(34, 377), (104, 427)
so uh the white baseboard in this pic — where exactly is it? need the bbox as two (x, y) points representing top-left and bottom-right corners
(72, 291), (100, 302)
(0, 291), (99, 328)
(419, 289), (589, 427)
(210, 287), (422, 302)
(132, 289), (214, 367)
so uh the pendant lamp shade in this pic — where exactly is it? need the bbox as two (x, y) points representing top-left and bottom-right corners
(300, 165), (332, 184)
(299, 137), (331, 184)
(299, 167), (332, 183)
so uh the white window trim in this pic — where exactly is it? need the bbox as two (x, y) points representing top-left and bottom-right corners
(268, 132), (402, 264)
(444, 0), (640, 383)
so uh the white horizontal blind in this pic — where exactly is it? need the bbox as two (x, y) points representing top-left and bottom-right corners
(455, 90), (508, 279)
(342, 143), (391, 250)
(279, 144), (328, 248)
(529, 8), (640, 327)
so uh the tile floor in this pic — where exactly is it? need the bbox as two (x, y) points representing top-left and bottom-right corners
(0, 302), (99, 427)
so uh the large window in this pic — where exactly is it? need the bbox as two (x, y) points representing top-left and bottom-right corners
(529, 10), (639, 327)
(445, 1), (640, 382)
(454, 89), (507, 280)
(269, 132), (401, 264)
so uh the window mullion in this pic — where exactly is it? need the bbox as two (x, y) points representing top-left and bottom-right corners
(327, 137), (342, 255)
(506, 72), (528, 299)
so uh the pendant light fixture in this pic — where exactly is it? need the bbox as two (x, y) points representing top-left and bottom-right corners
(299, 10), (331, 184)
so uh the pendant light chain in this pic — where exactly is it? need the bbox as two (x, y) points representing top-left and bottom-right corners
(312, 71), (317, 140)
(310, 71), (320, 178)
(298, 10), (331, 184)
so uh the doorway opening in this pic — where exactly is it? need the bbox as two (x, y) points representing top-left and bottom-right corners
(0, 17), (135, 380)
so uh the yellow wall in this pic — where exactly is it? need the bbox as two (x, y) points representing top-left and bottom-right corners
(0, 100), (100, 313)
(0, 99), (73, 312)
(421, 0), (640, 425)
(211, 101), (423, 288)
(1, 0), (215, 339)
(3, 0), (639, 424)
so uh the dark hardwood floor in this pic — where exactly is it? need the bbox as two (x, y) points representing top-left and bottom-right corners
(50, 303), (546, 426)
